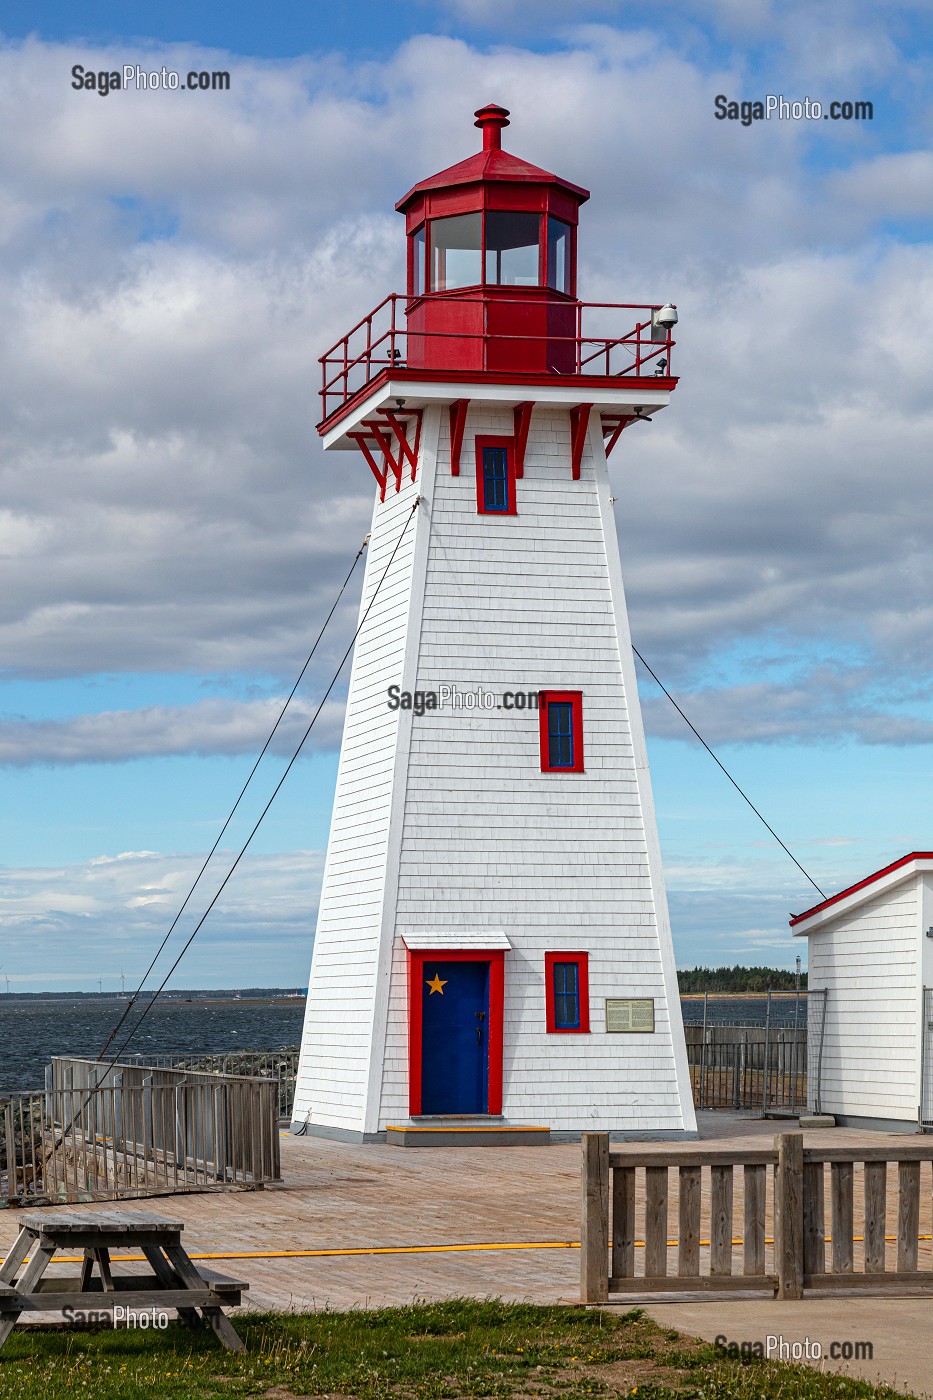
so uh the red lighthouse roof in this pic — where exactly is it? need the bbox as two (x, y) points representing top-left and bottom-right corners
(318, 104), (679, 444)
(395, 104), (589, 213)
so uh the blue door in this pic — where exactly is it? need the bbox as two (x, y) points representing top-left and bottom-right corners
(421, 960), (489, 1114)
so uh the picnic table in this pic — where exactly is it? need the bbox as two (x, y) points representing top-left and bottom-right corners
(0, 1210), (247, 1352)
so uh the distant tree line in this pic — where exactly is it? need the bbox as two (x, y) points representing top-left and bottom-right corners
(677, 965), (807, 993)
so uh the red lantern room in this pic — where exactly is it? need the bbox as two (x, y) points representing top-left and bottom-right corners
(318, 105), (678, 483)
(397, 104), (588, 375)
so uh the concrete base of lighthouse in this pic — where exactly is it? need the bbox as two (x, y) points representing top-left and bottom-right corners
(386, 1120), (550, 1147)
(382, 1123), (700, 1146)
(289, 1117), (699, 1144)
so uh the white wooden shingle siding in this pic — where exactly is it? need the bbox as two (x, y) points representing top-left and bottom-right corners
(804, 877), (922, 1123)
(292, 459), (427, 1132)
(294, 399), (695, 1137)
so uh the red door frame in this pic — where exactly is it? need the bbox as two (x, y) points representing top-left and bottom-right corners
(407, 948), (505, 1117)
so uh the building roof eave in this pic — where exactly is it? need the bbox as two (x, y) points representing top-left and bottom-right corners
(318, 367), (676, 447)
(789, 850), (933, 933)
(395, 148), (590, 213)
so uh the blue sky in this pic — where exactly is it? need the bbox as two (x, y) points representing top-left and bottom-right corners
(0, 0), (931, 990)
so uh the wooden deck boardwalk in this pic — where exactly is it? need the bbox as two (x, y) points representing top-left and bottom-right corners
(1, 1114), (928, 1313)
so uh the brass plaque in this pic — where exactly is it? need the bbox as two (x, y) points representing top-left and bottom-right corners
(605, 998), (655, 1033)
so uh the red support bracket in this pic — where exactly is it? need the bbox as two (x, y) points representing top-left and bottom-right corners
(601, 414), (632, 458)
(603, 421), (626, 457)
(377, 408), (422, 481)
(410, 410), (423, 480)
(569, 403), (592, 480)
(601, 412), (647, 458)
(512, 401), (533, 479)
(351, 408), (424, 499)
(364, 421), (403, 494)
(348, 432), (388, 500)
(449, 399), (469, 476)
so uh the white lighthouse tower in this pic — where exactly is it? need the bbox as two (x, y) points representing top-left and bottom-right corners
(292, 105), (696, 1143)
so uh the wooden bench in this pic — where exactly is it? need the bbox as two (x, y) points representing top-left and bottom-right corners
(0, 1210), (248, 1352)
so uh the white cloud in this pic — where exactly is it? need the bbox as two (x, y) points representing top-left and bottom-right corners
(0, 847), (323, 987)
(830, 152), (933, 220)
(0, 696), (345, 765)
(0, 24), (928, 761)
(434, 0), (623, 23)
(641, 667), (933, 746)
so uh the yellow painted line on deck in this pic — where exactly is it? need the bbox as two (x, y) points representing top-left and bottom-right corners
(30, 1233), (933, 1267)
(49, 1241), (580, 1264)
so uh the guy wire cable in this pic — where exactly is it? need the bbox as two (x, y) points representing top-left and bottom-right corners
(631, 644), (826, 900)
(97, 531), (370, 1060)
(95, 498), (420, 1084)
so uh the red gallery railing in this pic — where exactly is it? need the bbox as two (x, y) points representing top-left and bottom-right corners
(319, 294), (675, 424)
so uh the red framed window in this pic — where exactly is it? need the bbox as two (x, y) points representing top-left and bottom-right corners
(475, 435), (516, 515)
(539, 690), (584, 772)
(545, 951), (590, 1033)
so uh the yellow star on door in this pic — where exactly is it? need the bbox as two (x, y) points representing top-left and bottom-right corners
(426, 973), (448, 995)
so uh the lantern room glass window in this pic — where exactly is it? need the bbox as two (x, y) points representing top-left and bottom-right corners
(547, 217), (572, 294)
(485, 211), (540, 286)
(411, 225), (425, 297)
(430, 213), (482, 291)
(425, 210), (574, 294)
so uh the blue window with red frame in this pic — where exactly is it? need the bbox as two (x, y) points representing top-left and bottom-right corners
(553, 961), (580, 1028)
(475, 435), (516, 515)
(482, 447), (509, 510)
(545, 951), (590, 1033)
(539, 691), (584, 772)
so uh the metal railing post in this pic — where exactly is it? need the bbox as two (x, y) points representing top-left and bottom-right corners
(699, 990), (708, 1109)
(762, 989), (772, 1116)
(814, 988), (828, 1116)
(142, 1074), (153, 1160)
(732, 1036), (741, 1108)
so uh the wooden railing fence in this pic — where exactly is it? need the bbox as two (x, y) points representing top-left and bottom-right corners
(50, 1057), (280, 1183)
(581, 1132), (933, 1302)
(117, 1049), (299, 1121)
(2, 1060), (280, 1209)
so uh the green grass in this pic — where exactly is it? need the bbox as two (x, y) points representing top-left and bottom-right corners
(0, 1300), (912, 1400)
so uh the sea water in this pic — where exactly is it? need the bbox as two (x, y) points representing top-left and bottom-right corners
(0, 992), (806, 1094)
(0, 996), (306, 1093)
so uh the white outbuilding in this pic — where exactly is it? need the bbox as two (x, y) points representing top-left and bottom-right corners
(791, 851), (933, 1133)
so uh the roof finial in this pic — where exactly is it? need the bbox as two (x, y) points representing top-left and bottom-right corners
(474, 103), (510, 152)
